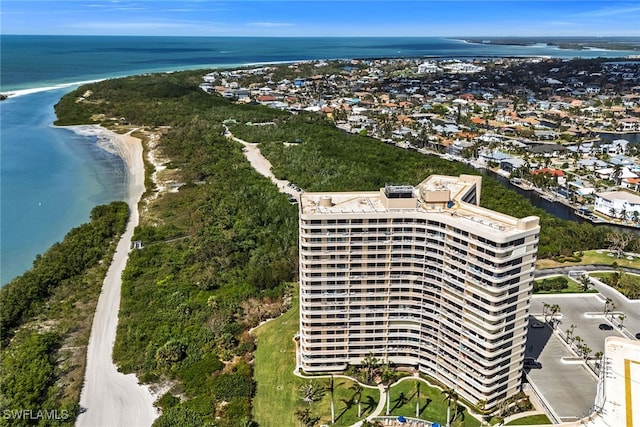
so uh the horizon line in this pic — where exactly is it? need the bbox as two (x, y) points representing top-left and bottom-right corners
(2, 34), (640, 38)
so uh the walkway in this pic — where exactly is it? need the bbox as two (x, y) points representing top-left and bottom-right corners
(76, 128), (157, 427)
(225, 129), (301, 199)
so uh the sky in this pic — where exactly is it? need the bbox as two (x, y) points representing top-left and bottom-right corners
(2, 0), (640, 37)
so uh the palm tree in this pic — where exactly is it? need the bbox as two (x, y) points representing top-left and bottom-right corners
(612, 164), (623, 184)
(609, 303), (617, 319)
(380, 364), (395, 416)
(565, 324), (577, 344)
(349, 382), (363, 418)
(579, 275), (591, 291)
(415, 381), (421, 418)
(362, 352), (380, 383)
(603, 297), (612, 315)
(441, 387), (459, 427)
(632, 210), (640, 226)
(618, 313), (627, 328)
(574, 336), (583, 353)
(594, 351), (604, 369)
(295, 407), (311, 427)
(609, 207), (617, 219)
(541, 302), (550, 322)
(326, 374), (337, 424)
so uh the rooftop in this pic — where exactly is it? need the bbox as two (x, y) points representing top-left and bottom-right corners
(597, 190), (640, 204)
(300, 174), (539, 235)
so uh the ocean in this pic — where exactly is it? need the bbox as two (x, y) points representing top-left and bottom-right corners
(1, 35), (639, 285)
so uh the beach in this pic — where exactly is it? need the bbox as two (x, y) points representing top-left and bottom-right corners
(73, 125), (158, 427)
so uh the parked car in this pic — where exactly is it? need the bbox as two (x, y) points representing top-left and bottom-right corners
(530, 321), (544, 328)
(599, 323), (613, 330)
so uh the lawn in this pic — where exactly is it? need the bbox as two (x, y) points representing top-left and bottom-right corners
(385, 379), (481, 427)
(252, 289), (305, 427)
(505, 414), (551, 425)
(252, 287), (380, 426)
(536, 249), (640, 270)
(533, 275), (598, 294)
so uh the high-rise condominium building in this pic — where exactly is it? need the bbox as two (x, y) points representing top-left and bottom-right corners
(298, 174), (539, 408)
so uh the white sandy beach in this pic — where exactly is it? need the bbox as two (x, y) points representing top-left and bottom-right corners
(1, 80), (105, 99)
(72, 125), (158, 427)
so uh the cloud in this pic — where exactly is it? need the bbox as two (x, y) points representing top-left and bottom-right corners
(578, 5), (640, 18)
(248, 21), (294, 27)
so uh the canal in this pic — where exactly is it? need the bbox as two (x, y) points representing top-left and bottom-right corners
(486, 171), (640, 235)
(488, 172), (587, 222)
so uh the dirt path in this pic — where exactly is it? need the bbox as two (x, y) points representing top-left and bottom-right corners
(75, 126), (158, 427)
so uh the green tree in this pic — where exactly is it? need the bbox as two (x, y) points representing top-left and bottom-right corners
(415, 381), (421, 418)
(362, 352), (380, 383)
(380, 363), (396, 416)
(325, 374), (340, 424)
(618, 313), (627, 328)
(349, 382), (364, 418)
(579, 274), (591, 291)
(441, 387), (459, 427)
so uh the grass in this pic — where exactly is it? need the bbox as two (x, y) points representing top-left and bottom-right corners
(252, 288), (306, 427)
(591, 271), (640, 282)
(252, 296), (477, 426)
(505, 414), (552, 425)
(252, 287), (380, 427)
(533, 275), (598, 294)
(385, 379), (481, 427)
(536, 249), (640, 270)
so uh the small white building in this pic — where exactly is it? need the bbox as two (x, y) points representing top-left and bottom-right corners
(594, 190), (640, 219)
(417, 62), (439, 74)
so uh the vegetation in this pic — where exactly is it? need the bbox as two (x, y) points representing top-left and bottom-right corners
(239, 119), (610, 259)
(536, 249), (640, 269)
(0, 202), (129, 426)
(55, 72), (300, 425)
(505, 414), (552, 425)
(533, 275), (597, 294)
(591, 271), (640, 299)
(252, 286), (379, 426)
(383, 380), (481, 426)
(48, 67), (637, 424)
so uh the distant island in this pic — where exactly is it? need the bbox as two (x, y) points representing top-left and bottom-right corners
(460, 37), (640, 52)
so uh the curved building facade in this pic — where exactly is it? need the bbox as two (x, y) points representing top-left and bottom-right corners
(298, 174), (539, 408)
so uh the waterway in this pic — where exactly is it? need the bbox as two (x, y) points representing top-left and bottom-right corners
(489, 172), (587, 222)
(488, 172), (640, 236)
(598, 132), (640, 144)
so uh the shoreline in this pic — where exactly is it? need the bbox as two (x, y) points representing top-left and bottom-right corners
(72, 125), (159, 427)
(0, 79), (105, 98)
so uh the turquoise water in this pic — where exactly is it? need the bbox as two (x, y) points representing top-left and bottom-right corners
(2, 36), (640, 285)
(1, 89), (127, 284)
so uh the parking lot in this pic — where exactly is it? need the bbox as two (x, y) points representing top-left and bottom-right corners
(525, 316), (598, 422)
(524, 293), (632, 422)
(530, 294), (626, 357)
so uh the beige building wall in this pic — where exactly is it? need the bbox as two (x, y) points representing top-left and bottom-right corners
(298, 175), (540, 409)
